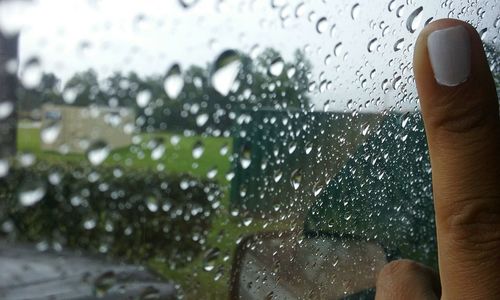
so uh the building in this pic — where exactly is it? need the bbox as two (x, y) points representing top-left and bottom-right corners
(41, 104), (135, 153)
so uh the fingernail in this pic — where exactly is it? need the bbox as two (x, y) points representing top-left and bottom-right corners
(427, 25), (471, 87)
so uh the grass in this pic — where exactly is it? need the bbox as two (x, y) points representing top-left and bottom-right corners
(16, 126), (293, 299)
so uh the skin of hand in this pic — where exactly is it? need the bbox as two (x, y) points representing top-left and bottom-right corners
(375, 19), (500, 299)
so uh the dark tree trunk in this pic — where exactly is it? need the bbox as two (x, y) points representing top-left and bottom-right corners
(0, 30), (18, 158)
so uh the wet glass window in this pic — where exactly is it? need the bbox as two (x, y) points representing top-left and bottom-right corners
(0, 0), (498, 299)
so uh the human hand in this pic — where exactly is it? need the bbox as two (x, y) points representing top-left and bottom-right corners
(376, 19), (500, 300)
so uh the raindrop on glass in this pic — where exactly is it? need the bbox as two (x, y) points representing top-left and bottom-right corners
(211, 50), (241, 96)
(151, 143), (166, 161)
(178, 0), (198, 8)
(290, 168), (302, 190)
(207, 166), (218, 179)
(40, 122), (62, 144)
(240, 145), (252, 169)
(202, 248), (220, 272)
(83, 216), (97, 230)
(394, 38), (404, 51)
(164, 64), (184, 99)
(351, 3), (360, 20)
(274, 169), (283, 183)
(192, 140), (204, 159)
(146, 196), (159, 212)
(367, 38), (378, 53)
(305, 141), (313, 154)
(86, 141), (110, 166)
(313, 181), (323, 197)
(334, 43), (343, 57)
(18, 179), (46, 207)
(406, 6), (423, 33)
(136, 90), (152, 108)
(316, 17), (328, 34)
(268, 57), (284, 77)
(0, 102), (13, 120)
(196, 113), (209, 127)
(0, 159), (9, 178)
(20, 57), (42, 89)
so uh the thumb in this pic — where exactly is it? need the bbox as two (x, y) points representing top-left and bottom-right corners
(414, 19), (500, 299)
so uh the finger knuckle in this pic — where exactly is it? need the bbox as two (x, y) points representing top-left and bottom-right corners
(377, 260), (422, 281)
(443, 198), (500, 256)
(427, 86), (497, 137)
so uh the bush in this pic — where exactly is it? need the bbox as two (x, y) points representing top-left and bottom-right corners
(0, 161), (220, 266)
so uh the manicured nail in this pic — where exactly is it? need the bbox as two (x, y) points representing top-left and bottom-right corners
(427, 25), (471, 87)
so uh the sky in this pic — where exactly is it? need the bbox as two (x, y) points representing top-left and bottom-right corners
(0, 0), (498, 111)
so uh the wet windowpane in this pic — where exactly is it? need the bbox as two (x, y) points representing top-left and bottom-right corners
(0, 0), (498, 299)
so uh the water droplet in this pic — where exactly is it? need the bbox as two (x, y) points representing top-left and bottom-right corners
(406, 6), (423, 33)
(269, 58), (285, 78)
(192, 140), (204, 159)
(0, 159), (9, 178)
(179, 0), (198, 8)
(334, 42), (343, 57)
(295, 2), (306, 17)
(351, 3), (360, 20)
(40, 122), (61, 144)
(305, 141), (313, 154)
(0, 102), (13, 120)
(211, 50), (241, 96)
(367, 38), (378, 53)
(94, 271), (116, 297)
(83, 216), (97, 230)
(288, 141), (297, 154)
(290, 168), (302, 190)
(316, 17), (328, 34)
(479, 28), (487, 40)
(20, 57), (42, 89)
(274, 169), (283, 183)
(164, 64), (184, 99)
(18, 153), (35, 167)
(48, 171), (61, 185)
(388, 0), (396, 11)
(170, 135), (180, 146)
(271, 0), (287, 8)
(86, 141), (110, 166)
(313, 181), (323, 196)
(286, 67), (296, 78)
(62, 87), (78, 104)
(396, 5), (405, 18)
(19, 179), (46, 207)
(240, 144), (252, 169)
(146, 196), (159, 212)
(196, 113), (209, 127)
(361, 123), (371, 136)
(151, 143), (166, 161)
(400, 112), (411, 128)
(207, 166), (218, 179)
(136, 90), (152, 108)
(219, 143), (229, 156)
(394, 38), (404, 51)
(203, 248), (220, 272)
(243, 217), (253, 227)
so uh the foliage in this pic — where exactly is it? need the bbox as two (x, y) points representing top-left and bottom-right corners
(16, 48), (313, 133)
(0, 162), (220, 266)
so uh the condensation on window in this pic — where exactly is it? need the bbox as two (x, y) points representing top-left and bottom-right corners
(0, 0), (498, 299)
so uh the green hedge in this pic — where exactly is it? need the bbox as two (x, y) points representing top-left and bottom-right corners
(0, 161), (220, 266)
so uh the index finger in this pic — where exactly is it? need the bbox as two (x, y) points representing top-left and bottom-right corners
(413, 19), (500, 299)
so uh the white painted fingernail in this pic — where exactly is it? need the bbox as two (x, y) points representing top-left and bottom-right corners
(427, 25), (471, 87)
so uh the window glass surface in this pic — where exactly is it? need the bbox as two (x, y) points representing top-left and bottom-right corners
(0, 0), (498, 299)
